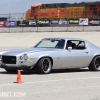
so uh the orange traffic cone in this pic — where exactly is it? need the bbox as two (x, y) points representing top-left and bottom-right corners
(14, 70), (23, 83)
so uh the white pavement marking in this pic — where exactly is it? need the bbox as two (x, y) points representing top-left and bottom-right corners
(27, 85), (100, 94)
(0, 77), (100, 87)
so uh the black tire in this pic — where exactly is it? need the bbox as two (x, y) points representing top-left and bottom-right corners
(36, 57), (52, 74)
(89, 56), (100, 71)
(5, 69), (17, 73)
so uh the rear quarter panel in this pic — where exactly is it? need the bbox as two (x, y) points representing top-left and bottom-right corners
(86, 41), (100, 63)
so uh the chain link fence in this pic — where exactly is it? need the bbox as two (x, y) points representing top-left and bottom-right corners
(0, 12), (100, 33)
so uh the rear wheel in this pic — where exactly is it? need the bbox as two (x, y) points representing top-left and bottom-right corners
(5, 69), (17, 73)
(89, 56), (100, 71)
(36, 57), (52, 74)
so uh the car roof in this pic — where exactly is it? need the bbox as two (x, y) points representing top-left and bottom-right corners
(42, 37), (100, 48)
(43, 37), (88, 41)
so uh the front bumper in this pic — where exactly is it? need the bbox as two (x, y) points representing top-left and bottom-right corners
(0, 59), (36, 70)
(0, 63), (36, 70)
(0, 56), (37, 70)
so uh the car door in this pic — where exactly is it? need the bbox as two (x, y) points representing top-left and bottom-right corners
(61, 40), (90, 68)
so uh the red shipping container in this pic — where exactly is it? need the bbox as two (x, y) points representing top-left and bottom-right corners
(0, 21), (4, 27)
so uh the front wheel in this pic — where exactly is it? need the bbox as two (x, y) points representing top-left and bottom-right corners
(36, 58), (52, 74)
(89, 56), (100, 71)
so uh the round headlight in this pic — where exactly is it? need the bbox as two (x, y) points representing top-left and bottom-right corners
(24, 54), (28, 60)
(20, 56), (23, 60)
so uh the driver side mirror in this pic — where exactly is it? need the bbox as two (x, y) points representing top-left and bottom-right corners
(68, 47), (72, 51)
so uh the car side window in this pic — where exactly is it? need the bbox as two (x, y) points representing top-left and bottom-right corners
(76, 41), (86, 50)
(66, 40), (86, 50)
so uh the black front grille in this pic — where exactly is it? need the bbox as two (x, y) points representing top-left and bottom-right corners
(2, 55), (16, 64)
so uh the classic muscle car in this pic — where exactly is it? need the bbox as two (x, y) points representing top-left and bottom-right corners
(0, 37), (100, 74)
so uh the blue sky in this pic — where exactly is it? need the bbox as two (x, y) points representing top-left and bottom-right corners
(0, 0), (99, 14)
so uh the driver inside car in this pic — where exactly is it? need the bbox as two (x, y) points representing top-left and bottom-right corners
(72, 43), (77, 49)
(66, 41), (72, 49)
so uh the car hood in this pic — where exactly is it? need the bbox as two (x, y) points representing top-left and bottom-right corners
(1, 48), (59, 56)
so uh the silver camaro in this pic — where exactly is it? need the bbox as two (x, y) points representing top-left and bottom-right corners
(0, 37), (100, 74)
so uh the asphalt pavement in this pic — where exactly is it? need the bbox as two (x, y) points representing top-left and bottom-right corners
(0, 68), (100, 100)
(0, 32), (100, 100)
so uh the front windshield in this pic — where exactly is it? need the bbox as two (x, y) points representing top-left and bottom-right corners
(34, 38), (65, 49)
(32, 7), (38, 10)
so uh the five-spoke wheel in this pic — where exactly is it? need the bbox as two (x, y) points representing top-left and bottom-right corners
(36, 57), (52, 74)
(89, 56), (100, 71)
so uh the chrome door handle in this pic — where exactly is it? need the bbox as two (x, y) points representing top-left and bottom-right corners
(86, 52), (89, 53)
